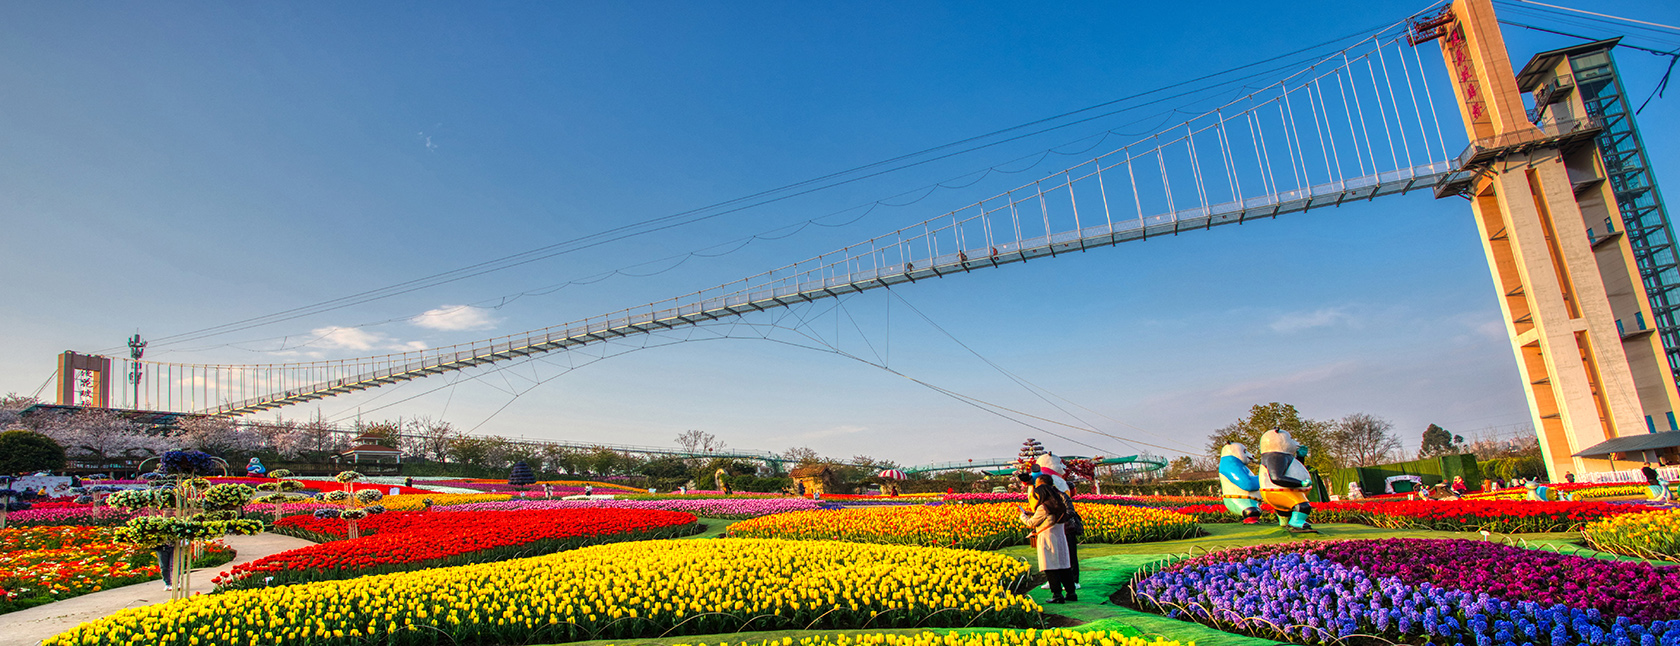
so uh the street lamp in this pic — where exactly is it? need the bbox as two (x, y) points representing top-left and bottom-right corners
(126, 334), (146, 409)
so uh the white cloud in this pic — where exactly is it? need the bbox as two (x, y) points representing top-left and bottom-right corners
(310, 326), (385, 351)
(411, 305), (499, 331)
(1269, 307), (1353, 333)
(304, 326), (429, 353)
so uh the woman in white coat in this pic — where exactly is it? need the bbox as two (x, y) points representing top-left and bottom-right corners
(1018, 475), (1075, 603)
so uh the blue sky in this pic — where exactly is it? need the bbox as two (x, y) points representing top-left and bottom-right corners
(4, 1), (1678, 465)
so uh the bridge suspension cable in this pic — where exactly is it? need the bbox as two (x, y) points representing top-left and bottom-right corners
(94, 15), (1466, 417)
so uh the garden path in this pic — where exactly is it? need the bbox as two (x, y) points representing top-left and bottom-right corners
(0, 532), (315, 646)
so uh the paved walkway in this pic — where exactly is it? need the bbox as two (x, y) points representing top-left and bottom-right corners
(0, 532), (314, 646)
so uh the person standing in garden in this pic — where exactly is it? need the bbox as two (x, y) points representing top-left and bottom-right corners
(1642, 462), (1668, 500)
(1018, 474), (1074, 604)
(154, 542), (176, 591)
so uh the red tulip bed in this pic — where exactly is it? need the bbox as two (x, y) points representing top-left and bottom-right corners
(1171, 499), (1644, 533)
(214, 508), (699, 589)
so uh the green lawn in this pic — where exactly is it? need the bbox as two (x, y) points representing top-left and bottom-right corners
(683, 518), (740, 540)
(542, 521), (1654, 645)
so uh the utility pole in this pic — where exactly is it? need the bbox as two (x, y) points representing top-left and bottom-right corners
(126, 334), (146, 409)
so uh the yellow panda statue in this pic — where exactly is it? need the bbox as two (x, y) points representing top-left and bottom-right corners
(1257, 427), (1317, 533)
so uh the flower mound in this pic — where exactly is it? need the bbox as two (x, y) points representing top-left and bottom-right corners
(434, 497), (822, 519)
(1131, 538), (1680, 645)
(48, 539), (1040, 646)
(216, 508), (697, 588)
(728, 502), (1197, 548)
(1581, 508), (1680, 562)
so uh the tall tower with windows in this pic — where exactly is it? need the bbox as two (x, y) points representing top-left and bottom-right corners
(1417, 0), (1680, 478)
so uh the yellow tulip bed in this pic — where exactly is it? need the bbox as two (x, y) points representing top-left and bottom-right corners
(1579, 508), (1680, 562)
(727, 503), (1199, 549)
(1569, 485), (1658, 501)
(378, 493), (513, 511)
(44, 538), (1041, 646)
(663, 631), (1189, 646)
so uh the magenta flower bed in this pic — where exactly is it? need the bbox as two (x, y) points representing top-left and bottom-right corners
(1133, 538), (1680, 646)
(434, 498), (822, 519)
(7, 506), (138, 526)
(1315, 538), (1678, 623)
(423, 482), (590, 494)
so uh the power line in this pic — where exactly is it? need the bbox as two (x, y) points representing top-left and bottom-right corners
(112, 18), (1408, 355)
(882, 288), (1203, 454)
(1509, 0), (1680, 34)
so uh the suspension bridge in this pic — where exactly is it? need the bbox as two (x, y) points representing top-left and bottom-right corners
(48, 0), (1680, 479)
(75, 14), (1463, 415)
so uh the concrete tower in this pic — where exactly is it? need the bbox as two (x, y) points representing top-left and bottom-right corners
(1419, 0), (1680, 478)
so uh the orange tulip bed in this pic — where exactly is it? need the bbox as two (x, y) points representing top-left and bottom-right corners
(727, 502), (1199, 549)
(1, 526), (231, 615)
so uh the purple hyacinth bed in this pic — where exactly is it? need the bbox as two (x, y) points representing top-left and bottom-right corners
(1130, 538), (1679, 646)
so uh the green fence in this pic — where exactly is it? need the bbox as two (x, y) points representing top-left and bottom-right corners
(1330, 454), (1482, 497)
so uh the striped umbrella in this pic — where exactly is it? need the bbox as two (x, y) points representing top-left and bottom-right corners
(877, 469), (908, 481)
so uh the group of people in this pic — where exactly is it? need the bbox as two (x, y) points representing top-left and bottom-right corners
(1014, 453), (1081, 604)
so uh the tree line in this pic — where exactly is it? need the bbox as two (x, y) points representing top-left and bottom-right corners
(1159, 402), (1542, 479)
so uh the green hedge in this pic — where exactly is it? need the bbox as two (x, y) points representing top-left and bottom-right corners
(722, 474), (792, 493)
(1099, 479), (1219, 497)
(1330, 453), (1482, 496)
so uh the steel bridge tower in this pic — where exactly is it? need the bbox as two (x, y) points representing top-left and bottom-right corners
(1419, 0), (1680, 479)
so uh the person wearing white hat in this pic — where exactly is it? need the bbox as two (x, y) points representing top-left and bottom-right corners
(1034, 453), (1081, 588)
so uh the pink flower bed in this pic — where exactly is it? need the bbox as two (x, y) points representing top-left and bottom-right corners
(6, 506), (138, 526)
(435, 498), (821, 519)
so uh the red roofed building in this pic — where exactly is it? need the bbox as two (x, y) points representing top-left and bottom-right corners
(336, 433), (403, 464)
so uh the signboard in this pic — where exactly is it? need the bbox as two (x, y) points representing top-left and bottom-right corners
(5, 476), (76, 496)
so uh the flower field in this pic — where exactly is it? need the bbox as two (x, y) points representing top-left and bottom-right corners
(1580, 508), (1680, 562)
(1131, 538), (1680, 645)
(728, 503), (1198, 548)
(427, 478), (646, 493)
(615, 491), (788, 500)
(667, 631), (1186, 646)
(944, 493), (1155, 506)
(1172, 499), (1641, 532)
(5, 507), (138, 527)
(434, 497), (823, 519)
(1466, 482), (1659, 501)
(217, 508), (698, 588)
(1, 526), (231, 615)
(50, 539), (1041, 646)
(209, 477), (440, 496)
(377, 493), (514, 510)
